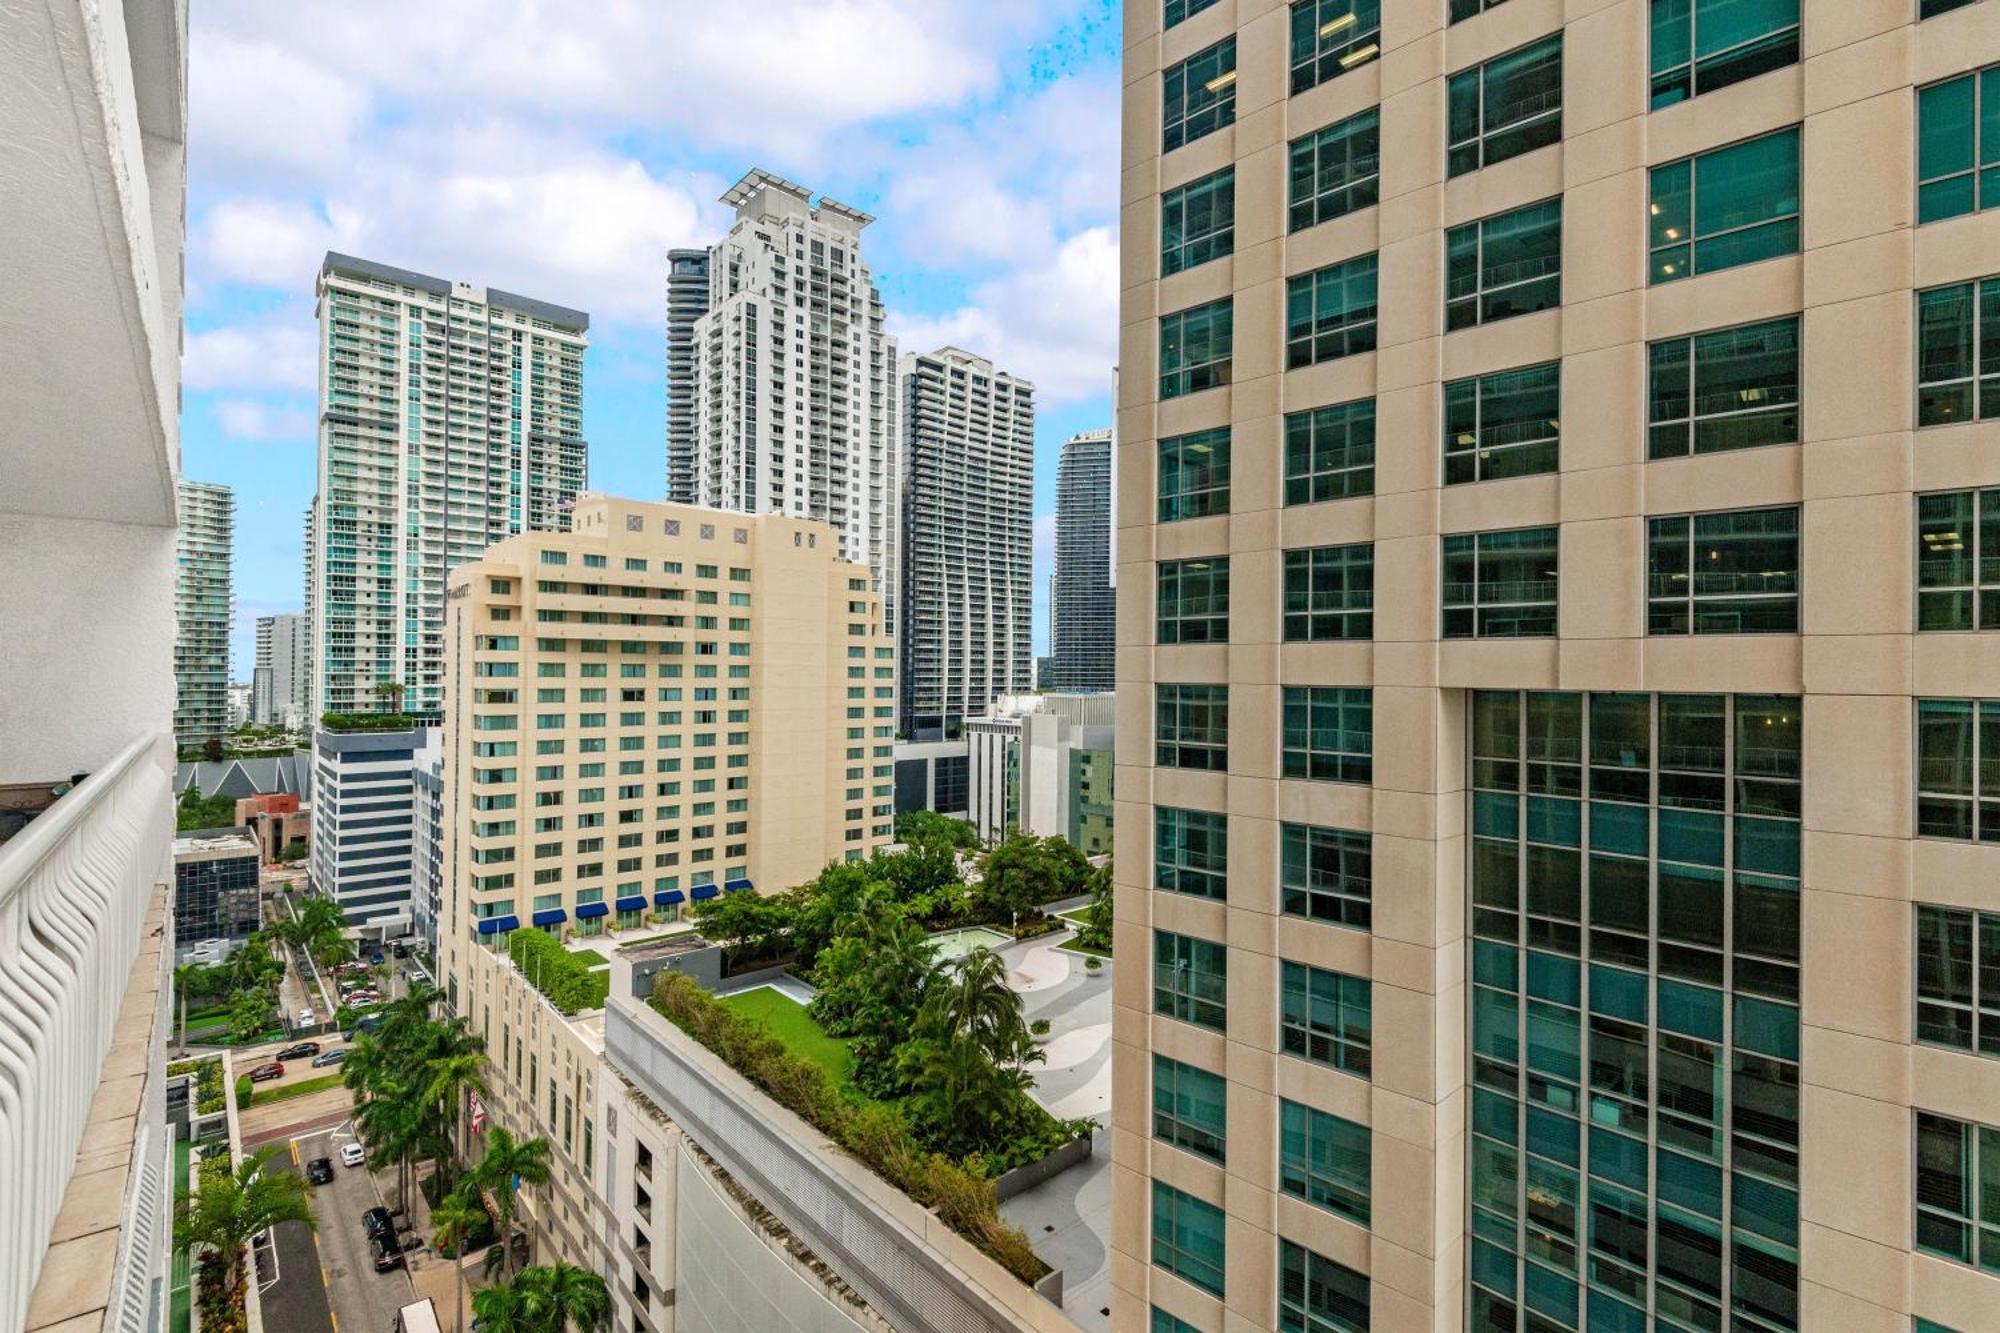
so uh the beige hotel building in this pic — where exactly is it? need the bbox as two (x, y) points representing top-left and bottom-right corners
(1112, 2), (2000, 1332)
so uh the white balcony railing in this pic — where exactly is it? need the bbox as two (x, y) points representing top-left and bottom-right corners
(0, 733), (172, 1331)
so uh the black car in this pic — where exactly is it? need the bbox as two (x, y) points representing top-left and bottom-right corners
(276, 1042), (320, 1061)
(370, 1234), (405, 1272)
(361, 1206), (393, 1241)
(305, 1157), (334, 1185)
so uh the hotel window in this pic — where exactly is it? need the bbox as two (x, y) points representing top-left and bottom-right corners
(1915, 1111), (2000, 1272)
(1158, 428), (1230, 521)
(1450, 0), (1512, 17)
(1648, 316), (1800, 458)
(1646, 507), (1800, 634)
(1916, 698), (2000, 842)
(1160, 298), (1233, 399)
(1648, 0), (1798, 109)
(1649, 127), (1800, 283)
(1281, 823), (1371, 930)
(1164, 0), (1220, 27)
(1288, 109), (1380, 232)
(1278, 1240), (1369, 1333)
(1153, 1055), (1227, 1163)
(1279, 1100), (1370, 1224)
(1442, 527), (1560, 639)
(1280, 961), (1372, 1076)
(1157, 684), (1229, 771)
(1152, 1310), (1200, 1333)
(1163, 38), (1236, 152)
(1290, 0), (1380, 95)
(1282, 687), (1372, 784)
(1918, 490), (2000, 630)
(1283, 544), (1373, 641)
(1916, 904), (2000, 1056)
(1284, 398), (1375, 504)
(1916, 276), (2000, 427)
(1285, 254), (1378, 368)
(1444, 361), (1560, 485)
(1151, 1181), (1226, 1296)
(1156, 807), (1228, 900)
(1155, 930), (1228, 1031)
(1918, 66), (1998, 224)
(1161, 167), (1235, 275)
(1446, 198), (1561, 330)
(1157, 557), (1230, 645)
(1448, 33), (1563, 176)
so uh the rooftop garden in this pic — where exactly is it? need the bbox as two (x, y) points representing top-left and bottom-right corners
(510, 927), (610, 1014)
(318, 711), (421, 733)
(167, 1056), (227, 1116)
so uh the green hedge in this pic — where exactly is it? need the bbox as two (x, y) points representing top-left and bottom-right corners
(234, 1075), (252, 1110)
(509, 929), (609, 1015)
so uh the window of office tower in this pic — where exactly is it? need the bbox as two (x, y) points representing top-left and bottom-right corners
(1649, 0), (1799, 109)
(1289, 0), (1380, 94)
(1467, 690), (1802, 1333)
(1649, 128), (1801, 284)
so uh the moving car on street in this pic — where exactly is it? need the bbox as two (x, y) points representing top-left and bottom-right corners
(247, 1062), (284, 1082)
(276, 1041), (319, 1060)
(311, 1048), (347, 1068)
(340, 1142), (366, 1168)
(305, 1157), (334, 1185)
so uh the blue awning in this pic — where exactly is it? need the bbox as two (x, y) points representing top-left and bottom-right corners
(655, 889), (685, 906)
(575, 901), (609, 919)
(690, 884), (719, 901)
(615, 895), (648, 913)
(532, 908), (567, 926)
(476, 915), (520, 935)
(724, 878), (754, 893)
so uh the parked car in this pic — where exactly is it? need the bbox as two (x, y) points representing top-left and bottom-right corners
(371, 1234), (405, 1272)
(391, 942), (409, 959)
(340, 1142), (366, 1168)
(247, 1062), (284, 1083)
(368, 951), (385, 966)
(305, 1157), (334, 1185)
(296, 1008), (316, 1026)
(361, 1206), (393, 1241)
(276, 1042), (320, 1061)
(311, 1049), (347, 1068)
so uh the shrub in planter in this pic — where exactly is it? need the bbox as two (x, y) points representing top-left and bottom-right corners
(234, 1075), (252, 1109)
(1084, 955), (1102, 972)
(1029, 1018), (1051, 1038)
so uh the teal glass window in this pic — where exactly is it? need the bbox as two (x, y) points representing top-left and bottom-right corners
(1914, 1319), (1961, 1333)
(1922, 0), (1978, 14)
(1917, 67), (1999, 224)
(1160, 298), (1233, 400)
(1446, 198), (1562, 330)
(1448, 34), (1563, 176)
(1156, 684), (1229, 771)
(1278, 1238), (1369, 1332)
(1444, 360), (1560, 484)
(1154, 1054), (1228, 1163)
(1451, 0), (1513, 19)
(1158, 557), (1230, 645)
(1290, 0), (1380, 95)
(1442, 527), (1560, 639)
(1152, 1180), (1226, 1296)
(1156, 806), (1228, 899)
(1649, 128), (1800, 283)
(1916, 276), (2000, 426)
(1164, 0), (1220, 27)
(1158, 428), (1231, 521)
(1163, 38), (1236, 152)
(1918, 489), (2000, 630)
(1284, 398), (1374, 504)
(1289, 109), (1380, 232)
(1279, 1099), (1371, 1223)
(1283, 544), (1373, 641)
(1915, 1111), (2000, 1273)
(1280, 960), (1372, 1076)
(1915, 903), (2000, 1055)
(1155, 930), (1228, 1031)
(1648, 0), (1799, 109)
(1151, 1308), (1201, 1333)
(1286, 254), (1378, 368)
(1162, 168), (1236, 275)
(1916, 698), (2000, 842)
(1281, 687), (1372, 784)
(1646, 508), (1799, 635)
(1648, 316), (1800, 458)
(1281, 823), (1371, 930)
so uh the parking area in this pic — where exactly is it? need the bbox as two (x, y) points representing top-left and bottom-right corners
(287, 1122), (420, 1333)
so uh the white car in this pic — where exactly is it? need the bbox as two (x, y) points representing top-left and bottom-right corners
(297, 1008), (315, 1026)
(340, 1142), (366, 1168)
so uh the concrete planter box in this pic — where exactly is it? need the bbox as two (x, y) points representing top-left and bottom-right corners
(992, 1131), (1093, 1203)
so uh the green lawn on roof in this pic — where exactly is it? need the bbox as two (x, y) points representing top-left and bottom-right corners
(567, 948), (609, 968)
(718, 988), (859, 1098)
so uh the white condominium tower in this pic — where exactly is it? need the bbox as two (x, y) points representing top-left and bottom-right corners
(308, 252), (589, 719)
(252, 611), (308, 727)
(898, 347), (1036, 739)
(174, 479), (234, 747)
(690, 169), (901, 631)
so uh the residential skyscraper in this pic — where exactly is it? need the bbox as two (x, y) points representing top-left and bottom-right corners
(174, 479), (234, 747)
(1046, 428), (1113, 691)
(899, 347), (1036, 739)
(664, 247), (710, 502)
(252, 611), (309, 727)
(307, 252), (588, 719)
(1117, 5), (2000, 1333)
(690, 169), (901, 631)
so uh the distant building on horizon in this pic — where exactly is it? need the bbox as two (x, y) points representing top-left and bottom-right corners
(966, 692), (1114, 852)
(663, 247), (710, 503)
(1044, 429), (1113, 691)
(253, 611), (309, 728)
(174, 479), (234, 747)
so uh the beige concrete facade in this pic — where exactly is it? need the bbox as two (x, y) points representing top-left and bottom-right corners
(1114, 3), (2000, 1332)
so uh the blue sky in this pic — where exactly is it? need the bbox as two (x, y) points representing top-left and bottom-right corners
(180, 0), (1123, 677)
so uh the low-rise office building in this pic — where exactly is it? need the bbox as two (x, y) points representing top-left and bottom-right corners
(967, 694), (1115, 852)
(171, 826), (262, 957)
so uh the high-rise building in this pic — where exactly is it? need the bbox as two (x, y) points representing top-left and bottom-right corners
(307, 252), (589, 719)
(690, 169), (901, 631)
(1047, 429), (1113, 691)
(1116, 5), (2000, 1333)
(309, 722), (423, 931)
(174, 479), (234, 747)
(252, 611), (309, 728)
(0, 0), (184, 1325)
(664, 247), (711, 502)
(899, 347), (1036, 739)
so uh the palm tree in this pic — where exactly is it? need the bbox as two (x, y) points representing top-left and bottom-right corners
(372, 680), (407, 714)
(472, 1126), (552, 1273)
(340, 1032), (392, 1104)
(922, 947), (1028, 1065)
(428, 1185), (485, 1333)
(173, 1145), (315, 1308)
(518, 1262), (612, 1332)
(354, 1081), (426, 1213)
(423, 1039), (488, 1168)
(469, 1280), (538, 1333)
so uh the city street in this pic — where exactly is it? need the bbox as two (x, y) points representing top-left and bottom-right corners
(285, 1122), (419, 1333)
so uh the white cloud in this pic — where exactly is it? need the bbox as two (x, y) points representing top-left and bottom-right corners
(214, 399), (314, 441)
(196, 198), (360, 289)
(189, 34), (369, 182)
(184, 317), (317, 391)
